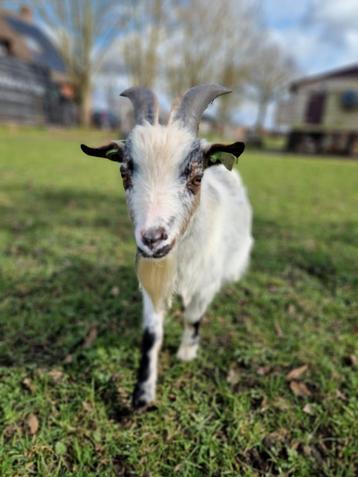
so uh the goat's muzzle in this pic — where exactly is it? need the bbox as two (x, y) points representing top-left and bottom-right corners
(138, 239), (176, 260)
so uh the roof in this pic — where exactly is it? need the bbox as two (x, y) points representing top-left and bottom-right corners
(0, 10), (66, 75)
(290, 64), (358, 92)
(0, 16), (31, 61)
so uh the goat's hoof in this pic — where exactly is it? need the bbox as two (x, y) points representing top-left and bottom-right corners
(177, 344), (198, 362)
(132, 385), (154, 409)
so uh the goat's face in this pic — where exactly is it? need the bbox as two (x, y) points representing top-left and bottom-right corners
(80, 84), (245, 260)
(122, 123), (204, 259)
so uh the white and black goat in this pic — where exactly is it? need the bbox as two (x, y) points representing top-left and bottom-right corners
(81, 84), (253, 408)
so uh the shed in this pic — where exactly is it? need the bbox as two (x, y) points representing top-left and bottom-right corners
(276, 64), (358, 155)
(0, 7), (76, 125)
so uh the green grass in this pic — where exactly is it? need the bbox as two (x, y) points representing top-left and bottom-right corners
(0, 127), (357, 476)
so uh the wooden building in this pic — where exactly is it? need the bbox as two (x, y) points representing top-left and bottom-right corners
(276, 64), (358, 156)
(0, 7), (76, 125)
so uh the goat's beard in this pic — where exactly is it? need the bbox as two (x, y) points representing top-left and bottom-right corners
(136, 251), (177, 311)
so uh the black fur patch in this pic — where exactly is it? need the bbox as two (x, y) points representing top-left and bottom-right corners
(132, 329), (156, 408)
(132, 386), (147, 409)
(192, 320), (201, 339)
(180, 141), (203, 174)
(136, 329), (156, 384)
(120, 137), (134, 190)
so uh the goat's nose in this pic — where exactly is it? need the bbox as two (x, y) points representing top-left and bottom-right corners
(142, 227), (168, 249)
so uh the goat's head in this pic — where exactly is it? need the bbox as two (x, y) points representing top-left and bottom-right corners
(81, 84), (245, 259)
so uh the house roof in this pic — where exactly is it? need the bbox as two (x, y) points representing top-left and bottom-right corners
(0, 10), (66, 76)
(0, 16), (32, 61)
(290, 64), (358, 92)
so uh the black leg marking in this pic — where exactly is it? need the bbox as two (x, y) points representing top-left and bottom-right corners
(132, 329), (156, 408)
(192, 320), (201, 339)
(137, 329), (155, 383)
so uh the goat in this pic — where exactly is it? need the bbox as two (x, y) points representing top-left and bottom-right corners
(81, 84), (253, 408)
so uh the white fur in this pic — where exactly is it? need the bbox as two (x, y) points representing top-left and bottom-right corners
(127, 123), (253, 406)
(128, 123), (195, 256)
(176, 165), (253, 304)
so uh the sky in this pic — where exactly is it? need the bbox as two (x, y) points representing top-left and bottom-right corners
(263, 0), (358, 75)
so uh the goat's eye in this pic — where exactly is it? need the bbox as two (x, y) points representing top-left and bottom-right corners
(187, 174), (203, 193)
(191, 175), (202, 186)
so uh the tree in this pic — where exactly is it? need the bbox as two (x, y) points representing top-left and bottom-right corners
(162, 0), (261, 122)
(121, 0), (168, 88)
(248, 41), (298, 133)
(28, 0), (132, 126)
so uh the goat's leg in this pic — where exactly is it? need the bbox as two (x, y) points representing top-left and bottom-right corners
(132, 290), (164, 408)
(177, 294), (210, 362)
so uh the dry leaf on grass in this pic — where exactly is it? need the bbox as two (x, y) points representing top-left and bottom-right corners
(257, 366), (271, 376)
(82, 400), (92, 412)
(4, 424), (18, 439)
(260, 396), (269, 412)
(287, 304), (296, 316)
(111, 286), (120, 296)
(274, 320), (283, 338)
(22, 377), (35, 393)
(83, 325), (98, 348)
(336, 389), (347, 401)
(274, 397), (291, 411)
(227, 368), (240, 385)
(264, 428), (289, 447)
(27, 414), (39, 435)
(48, 369), (64, 382)
(286, 364), (308, 381)
(289, 380), (312, 397)
(303, 403), (314, 415)
(64, 354), (73, 364)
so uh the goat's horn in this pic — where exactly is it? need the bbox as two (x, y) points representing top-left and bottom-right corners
(120, 87), (159, 126)
(170, 84), (232, 134)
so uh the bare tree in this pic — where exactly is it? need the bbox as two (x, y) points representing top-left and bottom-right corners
(248, 42), (298, 133)
(163, 0), (261, 122)
(121, 0), (168, 88)
(27, 0), (132, 126)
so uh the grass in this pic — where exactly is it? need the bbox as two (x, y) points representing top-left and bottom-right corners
(0, 127), (357, 476)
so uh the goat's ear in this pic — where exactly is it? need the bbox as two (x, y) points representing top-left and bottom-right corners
(204, 141), (245, 170)
(80, 141), (124, 163)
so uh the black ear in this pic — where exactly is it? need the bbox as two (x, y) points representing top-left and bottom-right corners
(204, 141), (245, 170)
(80, 142), (123, 163)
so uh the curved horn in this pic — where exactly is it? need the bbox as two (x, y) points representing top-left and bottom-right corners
(120, 87), (159, 126)
(170, 84), (232, 134)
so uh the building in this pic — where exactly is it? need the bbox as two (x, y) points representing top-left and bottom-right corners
(276, 64), (358, 156)
(0, 7), (76, 125)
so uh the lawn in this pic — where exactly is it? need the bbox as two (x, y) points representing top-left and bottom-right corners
(0, 127), (357, 476)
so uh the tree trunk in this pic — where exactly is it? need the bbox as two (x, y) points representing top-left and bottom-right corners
(254, 97), (268, 135)
(79, 80), (91, 127)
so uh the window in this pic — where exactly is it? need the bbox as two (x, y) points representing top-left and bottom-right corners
(341, 91), (358, 110)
